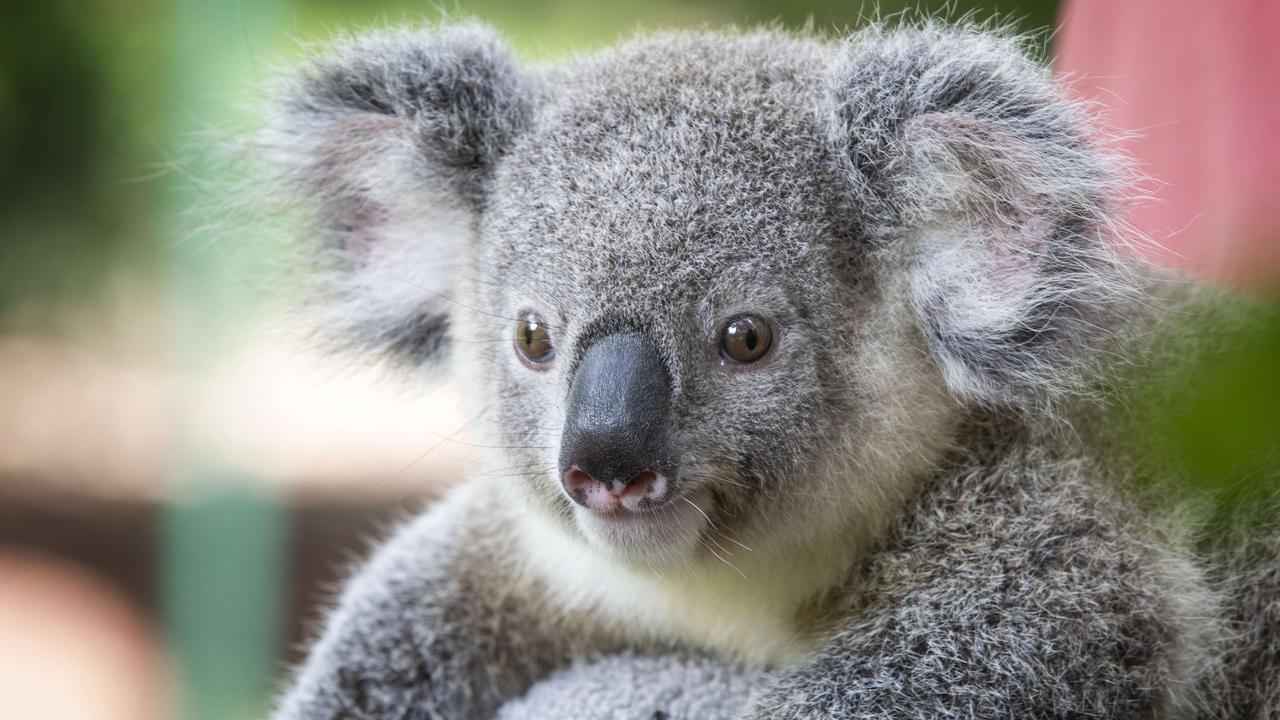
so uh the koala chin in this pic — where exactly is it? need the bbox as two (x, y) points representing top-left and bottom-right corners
(263, 19), (1278, 720)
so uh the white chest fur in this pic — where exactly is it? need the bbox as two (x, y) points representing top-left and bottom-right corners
(514, 509), (859, 667)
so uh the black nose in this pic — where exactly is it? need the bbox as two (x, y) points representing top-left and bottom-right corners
(559, 332), (676, 493)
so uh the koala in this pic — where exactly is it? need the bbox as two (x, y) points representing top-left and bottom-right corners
(263, 19), (1278, 720)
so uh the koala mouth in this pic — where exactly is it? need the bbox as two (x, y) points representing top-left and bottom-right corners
(569, 482), (713, 562)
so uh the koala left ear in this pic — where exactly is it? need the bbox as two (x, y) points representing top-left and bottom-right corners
(827, 24), (1147, 408)
(264, 21), (537, 364)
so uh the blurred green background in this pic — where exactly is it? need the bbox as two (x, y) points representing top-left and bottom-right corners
(0, 2), (1275, 720)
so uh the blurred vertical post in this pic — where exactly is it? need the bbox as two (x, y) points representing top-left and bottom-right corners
(163, 1), (289, 719)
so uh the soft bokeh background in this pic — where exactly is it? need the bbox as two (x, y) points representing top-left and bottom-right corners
(0, 2), (1275, 719)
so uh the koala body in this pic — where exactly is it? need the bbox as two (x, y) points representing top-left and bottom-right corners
(266, 20), (1277, 720)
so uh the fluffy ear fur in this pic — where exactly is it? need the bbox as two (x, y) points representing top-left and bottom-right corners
(827, 24), (1147, 408)
(265, 21), (537, 363)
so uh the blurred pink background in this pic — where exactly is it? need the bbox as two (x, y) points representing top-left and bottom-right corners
(1058, 0), (1280, 289)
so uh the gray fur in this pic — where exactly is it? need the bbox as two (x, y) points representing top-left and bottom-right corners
(274, 484), (616, 720)
(265, 21), (539, 361)
(264, 19), (1277, 720)
(1205, 525), (1280, 718)
(827, 25), (1148, 409)
(751, 416), (1221, 719)
(494, 652), (760, 720)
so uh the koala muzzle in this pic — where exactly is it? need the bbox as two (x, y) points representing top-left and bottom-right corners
(559, 332), (677, 512)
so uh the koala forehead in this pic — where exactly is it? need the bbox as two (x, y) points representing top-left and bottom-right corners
(481, 32), (855, 316)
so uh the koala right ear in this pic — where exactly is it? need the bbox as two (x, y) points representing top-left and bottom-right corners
(265, 22), (537, 363)
(826, 23), (1148, 409)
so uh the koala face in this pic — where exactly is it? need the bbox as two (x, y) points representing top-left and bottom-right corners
(462, 35), (952, 564)
(270, 23), (1136, 567)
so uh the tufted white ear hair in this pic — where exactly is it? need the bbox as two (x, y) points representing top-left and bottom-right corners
(264, 21), (538, 363)
(827, 24), (1147, 408)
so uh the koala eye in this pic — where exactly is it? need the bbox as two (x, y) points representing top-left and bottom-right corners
(514, 312), (555, 368)
(719, 315), (773, 365)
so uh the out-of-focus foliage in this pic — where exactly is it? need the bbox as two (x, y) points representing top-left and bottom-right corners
(0, 0), (165, 329)
(293, 0), (1060, 59)
(1104, 284), (1280, 540)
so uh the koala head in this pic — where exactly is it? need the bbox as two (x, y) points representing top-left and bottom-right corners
(266, 22), (1142, 567)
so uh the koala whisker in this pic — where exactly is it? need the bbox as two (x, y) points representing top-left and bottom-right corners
(391, 274), (563, 329)
(716, 530), (754, 553)
(372, 401), (513, 487)
(471, 462), (544, 479)
(715, 477), (750, 490)
(698, 536), (748, 581)
(447, 337), (523, 345)
(428, 437), (552, 451)
(643, 556), (666, 581)
(374, 443), (448, 488)
(712, 501), (738, 520)
(476, 461), (545, 479)
(405, 419), (557, 456)
(703, 497), (755, 553)
(681, 496), (719, 538)
(655, 503), (703, 581)
(470, 414), (562, 435)
(453, 268), (559, 308)
(705, 532), (739, 561)
(683, 497), (749, 579)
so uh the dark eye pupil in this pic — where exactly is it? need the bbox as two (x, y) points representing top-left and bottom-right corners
(720, 315), (772, 364)
(515, 313), (555, 367)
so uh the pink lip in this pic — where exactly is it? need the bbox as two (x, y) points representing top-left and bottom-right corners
(583, 474), (671, 513)
(563, 468), (674, 514)
(571, 485), (713, 560)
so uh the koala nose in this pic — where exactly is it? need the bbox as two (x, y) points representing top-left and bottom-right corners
(559, 332), (676, 511)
